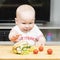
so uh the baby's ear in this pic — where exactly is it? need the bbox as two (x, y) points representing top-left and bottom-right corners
(15, 18), (18, 25)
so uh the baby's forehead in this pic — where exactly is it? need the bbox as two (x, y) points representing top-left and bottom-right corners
(20, 11), (35, 20)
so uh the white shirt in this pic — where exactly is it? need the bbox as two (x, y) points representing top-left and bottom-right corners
(12, 24), (43, 46)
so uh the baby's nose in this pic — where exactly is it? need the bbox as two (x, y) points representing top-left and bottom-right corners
(25, 24), (29, 28)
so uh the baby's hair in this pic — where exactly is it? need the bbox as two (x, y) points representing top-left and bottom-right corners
(16, 4), (35, 18)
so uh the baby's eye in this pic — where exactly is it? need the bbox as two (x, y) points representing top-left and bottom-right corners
(29, 23), (32, 24)
(22, 23), (26, 24)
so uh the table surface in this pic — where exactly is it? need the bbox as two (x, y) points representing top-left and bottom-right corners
(0, 45), (60, 60)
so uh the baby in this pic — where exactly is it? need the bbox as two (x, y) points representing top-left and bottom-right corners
(9, 4), (46, 46)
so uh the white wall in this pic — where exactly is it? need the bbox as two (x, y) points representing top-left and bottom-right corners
(50, 0), (60, 25)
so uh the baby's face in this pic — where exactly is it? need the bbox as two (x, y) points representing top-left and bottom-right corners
(15, 5), (35, 33)
(16, 17), (35, 33)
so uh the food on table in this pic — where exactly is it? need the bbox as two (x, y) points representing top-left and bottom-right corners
(38, 46), (44, 51)
(47, 48), (53, 55)
(12, 40), (36, 55)
(33, 49), (38, 54)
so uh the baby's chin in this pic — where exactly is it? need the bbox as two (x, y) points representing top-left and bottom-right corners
(22, 30), (31, 33)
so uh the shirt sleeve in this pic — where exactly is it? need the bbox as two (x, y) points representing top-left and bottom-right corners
(12, 25), (20, 34)
(34, 25), (44, 40)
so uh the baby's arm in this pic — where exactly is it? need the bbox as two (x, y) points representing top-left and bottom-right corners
(36, 34), (46, 46)
(8, 29), (20, 42)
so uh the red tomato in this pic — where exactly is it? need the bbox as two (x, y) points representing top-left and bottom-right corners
(39, 46), (44, 51)
(47, 48), (53, 54)
(33, 49), (38, 54)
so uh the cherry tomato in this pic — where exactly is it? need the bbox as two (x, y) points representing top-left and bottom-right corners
(47, 48), (53, 54)
(39, 46), (44, 51)
(33, 49), (38, 54)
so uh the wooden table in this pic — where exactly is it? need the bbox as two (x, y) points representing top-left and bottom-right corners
(0, 45), (60, 60)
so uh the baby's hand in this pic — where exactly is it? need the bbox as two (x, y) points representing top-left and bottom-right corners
(36, 41), (45, 47)
(9, 29), (21, 42)
(11, 34), (20, 42)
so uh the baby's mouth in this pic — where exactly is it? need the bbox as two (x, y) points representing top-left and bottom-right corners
(24, 29), (30, 32)
(25, 29), (29, 31)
